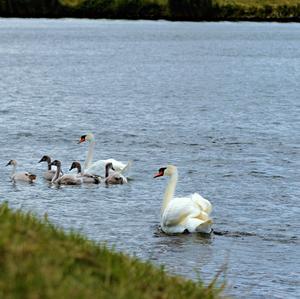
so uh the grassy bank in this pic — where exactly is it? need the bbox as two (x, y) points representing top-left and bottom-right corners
(0, 0), (300, 21)
(0, 203), (223, 299)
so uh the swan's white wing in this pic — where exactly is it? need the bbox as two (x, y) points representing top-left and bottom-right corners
(162, 197), (200, 227)
(86, 159), (127, 176)
(190, 193), (212, 215)
(161, 196), (213, 234)
(119, 160), (132, 175)
(85, 160), (106, 175)
(105, 159), (127, 172)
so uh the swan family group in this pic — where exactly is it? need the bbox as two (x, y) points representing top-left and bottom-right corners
(6, 133), (213, 234)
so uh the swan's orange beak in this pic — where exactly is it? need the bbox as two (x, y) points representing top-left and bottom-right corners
(154, 171), (164, 178)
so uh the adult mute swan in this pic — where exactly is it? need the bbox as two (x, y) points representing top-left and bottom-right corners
(38, 155), (62, 181)
(50, 160), (82, 185)
(104, 162), (127, 185)
(154, 165), (213, 234)
(6, 160), (37, 183)
(69, 161), (101, 184)
(78, 133), (131, 176)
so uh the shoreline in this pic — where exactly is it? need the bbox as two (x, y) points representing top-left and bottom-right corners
(0, 15), (300, 23)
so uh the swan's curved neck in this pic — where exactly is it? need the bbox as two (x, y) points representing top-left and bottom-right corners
(105, 166), (111, 178)
(52, 165), (61, 183)
(47, 161), (51, 171)
(77, 164), (82, 174)
(162, 170), (178, 214)
(10, 165), (16, 178)
(84, 139), (95, 171)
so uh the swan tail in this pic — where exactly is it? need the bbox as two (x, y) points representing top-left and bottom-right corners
(94, 176), (101, 184)
(28, 174), (37, 182)
(185, 217), (213, 234)
(195, 219), (213, 234)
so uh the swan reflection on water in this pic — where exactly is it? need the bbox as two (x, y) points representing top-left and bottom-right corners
(154, 226), (213, 246)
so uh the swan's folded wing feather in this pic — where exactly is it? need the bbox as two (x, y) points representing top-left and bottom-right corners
(162, 197), (200, 227)
(119, 160), (132, 175)
(13, 172), (31, 181)
(86, 159), (126, 176)
(190, 193), (212, 214)
(105, 159), (127, 172)
(57, 174), (81, 184)
(83, 173), (99, 179)
(43, 170), (56, 181)
(85, 160), (106, 175)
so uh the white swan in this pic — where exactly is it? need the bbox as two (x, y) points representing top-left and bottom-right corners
(50, 160), (82, 185)
(6, 160), (37, 183)
(104, 162), (127, 185)
(78, 133), (131, 176)
(69, 161), (101, 184)
(38, 155), (62, 181)
(154, 165), (213, 234)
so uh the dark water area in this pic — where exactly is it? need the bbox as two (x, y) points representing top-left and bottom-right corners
(0, 19), (299, 298)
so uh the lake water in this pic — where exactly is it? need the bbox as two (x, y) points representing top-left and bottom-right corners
(0, 19), (299, 298)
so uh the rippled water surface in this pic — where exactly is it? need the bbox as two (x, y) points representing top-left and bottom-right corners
(0, 19), (299, 298)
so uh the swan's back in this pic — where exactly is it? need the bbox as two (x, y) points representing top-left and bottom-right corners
(104, 159), (126, 171)
(162, 197), (200, 226)
(12, 172), (36, 183)
(190, 193), (212, 214)
(81, 173), (101, 184)
(43, 170), (56, 181)
(86, 159), (128, 175)
(56, 174), (82, 185)
(105, 172), (127, 185)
